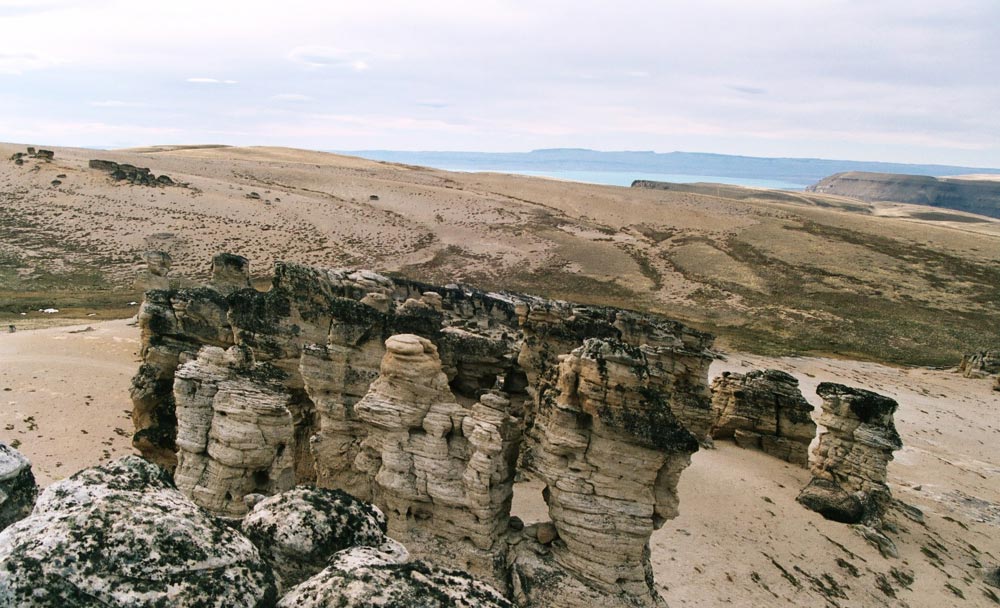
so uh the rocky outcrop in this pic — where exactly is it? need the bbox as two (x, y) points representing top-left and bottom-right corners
(130, 254), (716, 607)
(89, 159), (178, 186)
(0, 443), (37, 531)
(0, 456), (278, 607)
(350, 334), (521, 593)
(172, 345), (297, 517)
(135, 250), (172, 291)
(513, 338), (698, 608)
(958, 350), (1000, 379)
(710, 369), (815, 466)
(798, 383), (902, 524)
(242, 486), (390, 588)
(211, 253), (252, 295)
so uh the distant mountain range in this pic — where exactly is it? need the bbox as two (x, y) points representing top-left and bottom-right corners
(341, 148), (1000, 187)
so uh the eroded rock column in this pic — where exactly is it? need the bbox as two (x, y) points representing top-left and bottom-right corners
(352, 334), (520, 594)
(798, 383), (902, 524)
(514, 338), (699, 608)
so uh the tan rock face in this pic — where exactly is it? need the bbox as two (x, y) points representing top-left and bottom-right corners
(710, 369), (815, 466)
(515, 339), (698, 608)
(959, 350), (1000, 379)
(173, 345), (296, 517)
(135, 250), (172, 291)
(798, 383), (902, 523)
(131, 255), (716, 607)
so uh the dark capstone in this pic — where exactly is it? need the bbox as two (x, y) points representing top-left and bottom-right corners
(797, 478), (865, 524)
(816, 382), (898, 423)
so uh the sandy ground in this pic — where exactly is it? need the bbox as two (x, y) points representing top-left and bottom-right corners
(2, 320), (998, 606)
(0, 319), (139, 485)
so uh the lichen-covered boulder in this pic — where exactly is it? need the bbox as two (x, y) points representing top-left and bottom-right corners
(242, 486), (388, 588)
(0, 456), (277, 607)
(0, 443), (37, 531)
(276, 550), (511, 608)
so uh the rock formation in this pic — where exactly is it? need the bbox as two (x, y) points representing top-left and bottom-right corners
(0, 457), (511, 607)
(242, 486), (391, 588)
(0, 456), (278, 607)
(135, 250), (172, 291)
(798, 383), (902, 524)
(129, 254), (716, 607)
(0, 443), (37, 531)
(88, 159), (177, 186)
(959, 350), (1000, 379)
(709, 369), (815, 466)
(512, 339), (698, 607)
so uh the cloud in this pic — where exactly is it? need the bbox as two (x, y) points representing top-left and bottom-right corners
(270, 93), (314, 102)
(727, 85), (767, 95)
(186, 77), (238, 84)
(286, 46), (375, 71)
(415, 99), (450, 109)
(89, 100), (145, 108)
(0, 52), (55, 74)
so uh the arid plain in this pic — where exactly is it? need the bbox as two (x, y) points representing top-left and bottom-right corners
(1, 143), (999, 606)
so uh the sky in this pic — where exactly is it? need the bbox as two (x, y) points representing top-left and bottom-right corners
(1, 0), (998, 167)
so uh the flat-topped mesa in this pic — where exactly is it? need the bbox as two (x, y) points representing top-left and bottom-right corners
(513, 338), (699, 608)
(958, 350), (1000, 379)
(798, 383), (902, 524)
(130, 254), (715, 607)
(710, 369), (816, 466)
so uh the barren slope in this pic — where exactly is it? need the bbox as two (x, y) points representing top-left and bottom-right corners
(3, 143), (1000, 365)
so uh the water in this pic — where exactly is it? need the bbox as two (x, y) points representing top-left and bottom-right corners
(438, 168), (805, 190)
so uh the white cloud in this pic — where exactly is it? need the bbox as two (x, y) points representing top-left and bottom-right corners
(270, 94), (314, 102)
(186, 77), (238, 84)
(287, 46), (376, 71)
(89, 100), (145, 107)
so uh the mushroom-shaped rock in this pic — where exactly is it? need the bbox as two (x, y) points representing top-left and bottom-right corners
(0, 456), (277, 607)
(0, 443), (37, 531)
(276, 554), (512, 608)
(242, 486), (388, 588)
(798, 383), (902, 523)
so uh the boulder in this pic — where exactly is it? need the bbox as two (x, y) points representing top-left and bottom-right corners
(277, 553), (511, 608)
(210, 253), (252, 295)
(0, 443), (37, 531)
(242, 486), (388, 588)
(0, 456), (277, 607)
(710, 369), (815, 466)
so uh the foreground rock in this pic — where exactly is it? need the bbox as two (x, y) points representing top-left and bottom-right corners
(798, 383), (902, 524)
(0, 443), (37, 531)
(130, 255), (716, 607)
(710, 369), (815, 466)
(277, 547), (511, 608)
(242, 486), (389, 588)
(0, 456), (277, 607)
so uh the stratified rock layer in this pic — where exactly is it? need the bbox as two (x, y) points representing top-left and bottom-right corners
(798, 383), (902, 523)
(130, 255), (716, 607)
(514, 339), (698, 607)
(0, 456), (277, 608)
(710, 369), (815, 466)
(0, 443), (37, 531)
(959, 350), (1000, 379)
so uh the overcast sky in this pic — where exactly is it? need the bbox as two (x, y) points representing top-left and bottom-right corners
(1, 0), (998, 166)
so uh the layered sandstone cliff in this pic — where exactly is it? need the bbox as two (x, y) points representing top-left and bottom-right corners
(129, 254), (715, 607)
